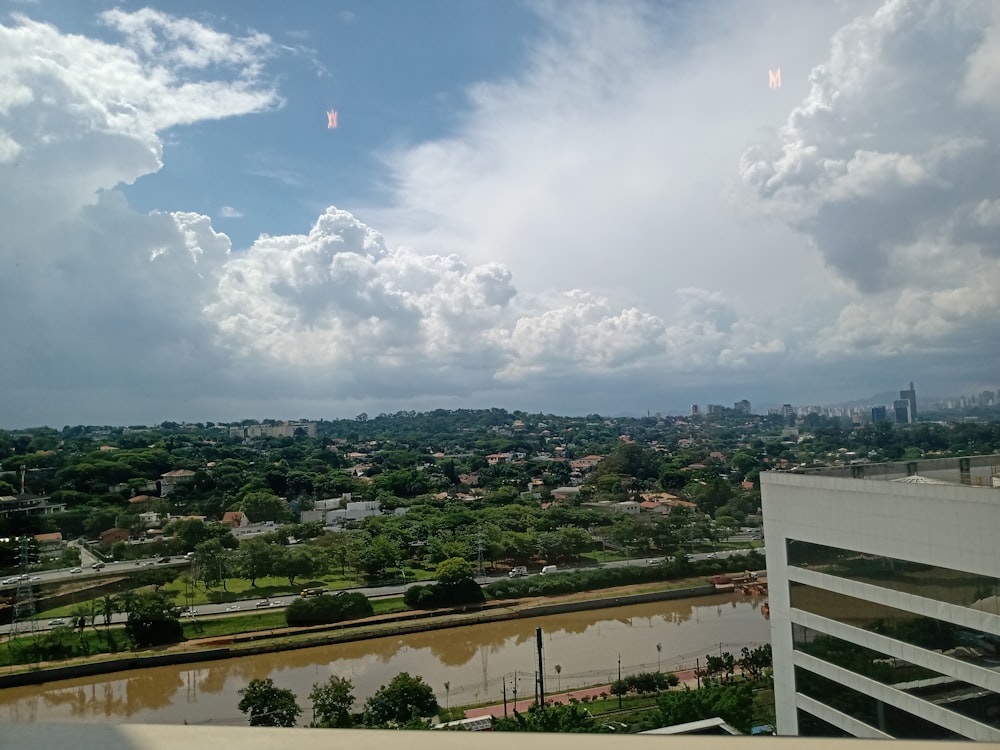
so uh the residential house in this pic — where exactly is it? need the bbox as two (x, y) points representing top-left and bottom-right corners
(33, 531), (64, 558)
(160, 469), (196, 497)
(100, 528), (130, 546)
(0, 495), (66, 519)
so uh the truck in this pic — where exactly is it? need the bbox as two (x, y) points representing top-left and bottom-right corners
(300, 587), (326, 597)
(508, 566), (528, 578)
(541, 565), (557, 575)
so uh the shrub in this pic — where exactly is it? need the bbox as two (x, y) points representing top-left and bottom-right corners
(403, 578), (485, 609)
(285, 592), (373, 627)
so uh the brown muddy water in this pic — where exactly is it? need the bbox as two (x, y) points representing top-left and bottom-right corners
(0, 593), (769, 726)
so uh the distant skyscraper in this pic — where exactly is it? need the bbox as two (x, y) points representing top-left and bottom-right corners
(782, 404), (794, 419)
(893, 399), (911, 425)
(899, 381), (917, 422)
(734, 399), (751, 414)
(691, 405), (700, 416)
(871, 406), (887, 424)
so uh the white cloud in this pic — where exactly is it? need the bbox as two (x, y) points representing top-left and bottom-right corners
(2, 2), (1000, 424)
(740, 0), (1000, 359)
(219, 205), (243, 218)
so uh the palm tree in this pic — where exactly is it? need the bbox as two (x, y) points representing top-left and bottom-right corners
(554, 664), (562, 691)
(97, 595), (118, 628)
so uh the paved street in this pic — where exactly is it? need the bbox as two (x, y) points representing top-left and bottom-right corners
(1, 547), (763, 635)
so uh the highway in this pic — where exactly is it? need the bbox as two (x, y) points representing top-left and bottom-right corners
(0, 547), (762, 635)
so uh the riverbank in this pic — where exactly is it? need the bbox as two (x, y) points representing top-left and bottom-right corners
(0, 579), (720, 688)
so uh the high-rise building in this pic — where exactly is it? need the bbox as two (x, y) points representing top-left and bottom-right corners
(893, 399), (911, 425)
(871, 406), (887, 424)
(899, 381), (917, 422)
(691, 404), (700, 416)
(734, 399), (752, 414)
(761, 456), (1000, 741)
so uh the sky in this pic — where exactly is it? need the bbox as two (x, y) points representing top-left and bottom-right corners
(1, 0), (999, 427)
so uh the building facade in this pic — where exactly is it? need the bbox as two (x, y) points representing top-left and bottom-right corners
(761, 456), (1000, 741)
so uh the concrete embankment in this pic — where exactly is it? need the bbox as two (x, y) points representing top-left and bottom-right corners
(0, 585), (716, 689)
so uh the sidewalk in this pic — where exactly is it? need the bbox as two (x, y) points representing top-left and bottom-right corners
(464, 668), (701, 719)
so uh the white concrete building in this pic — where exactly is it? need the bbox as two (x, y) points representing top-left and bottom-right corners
(761, 456), (1000, 741)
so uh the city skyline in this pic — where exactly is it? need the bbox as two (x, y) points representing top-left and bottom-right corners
(2, 1), (999, 426)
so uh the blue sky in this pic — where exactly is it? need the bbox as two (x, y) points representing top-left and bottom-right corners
(1, 0), (999, 425)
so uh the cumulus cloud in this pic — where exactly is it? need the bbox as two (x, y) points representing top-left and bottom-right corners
(3, 2), (999, 424)
(740, 0), (1000, 360)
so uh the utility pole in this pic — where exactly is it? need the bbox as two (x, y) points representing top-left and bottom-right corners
(536, 627), (545, 707)
(618, 653), (622, 708)
(503, 677), (508, 717)
(476, 525), (484, 576)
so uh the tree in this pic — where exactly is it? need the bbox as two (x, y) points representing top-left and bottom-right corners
(492, 702), (599, 733)
(133, 567), (179, 592)
(656, 683), (753, 734)
(272, 545), (323, 586)
(356, 534), (400, 578)
(124, 591), (183, 648)
(241, 491), (290, 524)
(309, 675), (355, 728)
(236, 538), (278, 587)
(238, 678), (302, 727)
(193, 538), (233, 590)
(363, 672), (439, 726)
(435, 556), (476, 584)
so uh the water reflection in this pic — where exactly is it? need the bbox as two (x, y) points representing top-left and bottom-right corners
(0, 593), (768, 726)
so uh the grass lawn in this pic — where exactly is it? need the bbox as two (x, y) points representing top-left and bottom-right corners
(579, 550), (627, 564)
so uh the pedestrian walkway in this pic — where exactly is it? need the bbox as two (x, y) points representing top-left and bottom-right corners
(464, 669), (701, 719)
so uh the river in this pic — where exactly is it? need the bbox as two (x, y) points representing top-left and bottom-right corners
(0, 593), (769, 726)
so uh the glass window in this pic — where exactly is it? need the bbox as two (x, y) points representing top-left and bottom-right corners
(789, 582), (1000, 671)
(794, 667), (966, 739)
(793, 623), (1000, 729)
(786, 539), (1000, 612)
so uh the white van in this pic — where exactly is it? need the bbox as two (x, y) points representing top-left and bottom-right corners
(541, 565), (557, 575)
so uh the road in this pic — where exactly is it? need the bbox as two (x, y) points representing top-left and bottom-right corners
(0, 547), (763, 635)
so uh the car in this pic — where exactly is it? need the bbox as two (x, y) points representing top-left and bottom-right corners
(1, 578), (16, 585)
(225, 604), (241, 612)
(157, 556), (171, 563)
(30, 576), (41, 581)
(180, 608), (197, 617)
(18, 574), (29, 580)
(69, 567), (83, 573)
(646, 558), (661, 566)
(47, 618), (66, 626)
(706, 553), (718, 559)
(91, 562), (105, 570)
(269, 600), (283, 607)
(255, 600), (270, 609)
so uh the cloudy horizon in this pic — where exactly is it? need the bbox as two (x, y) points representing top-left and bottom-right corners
(1, 0), (998, 428)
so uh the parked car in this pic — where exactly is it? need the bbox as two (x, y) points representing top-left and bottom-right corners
(69, 567), (83, 573)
